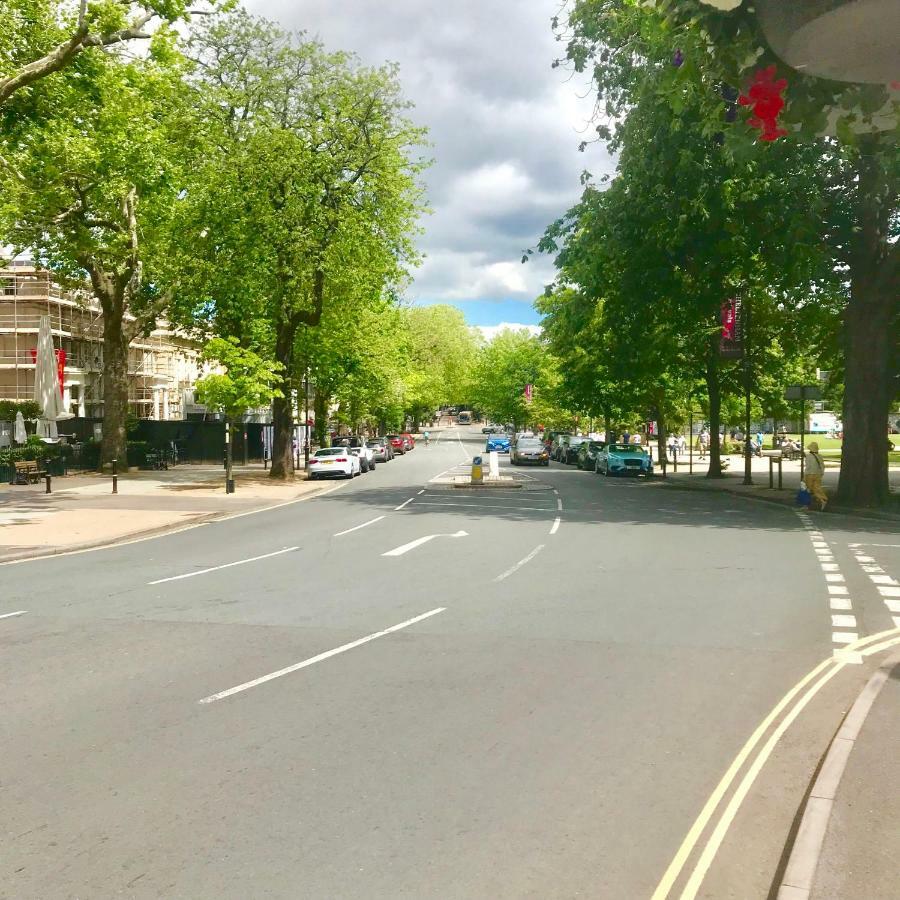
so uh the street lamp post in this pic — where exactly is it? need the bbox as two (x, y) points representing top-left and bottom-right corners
(743, 297), (753, 486)
(304, 369), (310, 470)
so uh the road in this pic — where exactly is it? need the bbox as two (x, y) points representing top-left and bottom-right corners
(3, 426), (898, 899)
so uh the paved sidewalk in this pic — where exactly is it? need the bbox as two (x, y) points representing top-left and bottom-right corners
(810, 658), (900, 900)
(0, 464), (326, 562)
(654, 450), (900, 519)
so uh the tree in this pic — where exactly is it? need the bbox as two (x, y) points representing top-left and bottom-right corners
(0, 35), (195, 465)
(402, 305), (481, 427)
(559, 0), (899, 504)
(173, 12), (427, 479)
(195, 337), (283, 422)
(471, 329), (560, 431)
(0, 0), (205, 106)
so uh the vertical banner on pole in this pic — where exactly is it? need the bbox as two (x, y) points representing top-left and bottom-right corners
(719, 297), (744, 359)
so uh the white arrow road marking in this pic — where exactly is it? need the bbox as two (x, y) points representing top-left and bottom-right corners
(382, 530), (468, 557)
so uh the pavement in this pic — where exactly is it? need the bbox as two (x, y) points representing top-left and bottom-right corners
(0, 464), (327, 562)
(654, 449), (900, 519)
(1, 425), (898, 898)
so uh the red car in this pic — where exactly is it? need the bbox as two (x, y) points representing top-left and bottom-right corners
(402, 432), (416, 450)
(386, 434), (406, 454)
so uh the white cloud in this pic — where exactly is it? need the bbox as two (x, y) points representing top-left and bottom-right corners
(478, 322), (542, 342)
(244, 0), (616, 314)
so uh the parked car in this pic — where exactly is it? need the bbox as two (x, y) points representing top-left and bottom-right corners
(401, 432), (416, 450)
(551, 433), (573, 460)
(595, 442), (653, 477)
(485, 434), (511, 453)
(482, 424), (502, 434)
(332, 437), (376, 471)
(368, 437), (393, 462)
(308, 446), (361, 479)
(576, 440), (606, 470)
(562, 435), (590, 464)
(511, 438), (549, 466)
(386, 434), (406, 455)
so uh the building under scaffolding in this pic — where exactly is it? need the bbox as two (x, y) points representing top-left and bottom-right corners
(0, 264), (205, 420)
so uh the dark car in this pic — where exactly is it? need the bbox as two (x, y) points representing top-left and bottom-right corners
(511, 438), (549, 466)
(386, 434), (406, 455)
(563, 435), (590, 465)
(576, 440), (606, 470)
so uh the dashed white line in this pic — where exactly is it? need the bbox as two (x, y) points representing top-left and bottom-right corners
(849, 545), (900, 628)
(550, 517), (560, 535)
(494, 544), (545, 582)
(556, 497), (563, 511)
(148, 547), (299, 585)
(198, 607), (447, 704)
(333, 516), (385, 537)
(417, 489), (425, 495)
(0, 610), (28, 620)
(394, 497), (415, 511)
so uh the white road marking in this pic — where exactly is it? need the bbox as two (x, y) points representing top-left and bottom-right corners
(148, 547), (299, 585)
(850, 545), (900, 631)
(831, 614), (857, 628)
(394, 497), (415, 511)
(494, 544), (545, 582)
(830, 597), (852, 610)
(0, 610), (27, 620)
(827, 585), (849, 596)
(556, 497), (563, 511)
(414, 501), (555, 512)
(820, 563), (839, 571)
(852, 543), (900, 548)
(417, 489), (425, 495)
(832, 632), (859, 644)
(825, 574), (845, 583)
(333, 516), (385, 537)
(550, 517), (561, 535)
(382, 530), (468, 557)
(885, 599), (900, 613)
(198, 607), (446, 704)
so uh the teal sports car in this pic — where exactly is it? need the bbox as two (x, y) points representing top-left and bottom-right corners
(595, 442), (653, 477)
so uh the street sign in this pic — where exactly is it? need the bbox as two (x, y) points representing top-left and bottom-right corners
(784, 384), (822, 401)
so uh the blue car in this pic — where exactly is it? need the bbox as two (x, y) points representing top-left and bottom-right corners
(485, 434), (511, 453)
(595, 442), (653, 476)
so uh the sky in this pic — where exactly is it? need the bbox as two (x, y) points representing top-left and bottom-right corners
(245, 0), (616, 332)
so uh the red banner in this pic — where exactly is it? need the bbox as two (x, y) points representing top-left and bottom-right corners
(29, 348), (66, 396)
(719, 298), (743, 359)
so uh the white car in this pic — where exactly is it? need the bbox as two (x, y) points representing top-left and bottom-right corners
(308, 447), (361, 479)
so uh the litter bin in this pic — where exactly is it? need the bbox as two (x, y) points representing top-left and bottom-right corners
(471, 455), (483, 484)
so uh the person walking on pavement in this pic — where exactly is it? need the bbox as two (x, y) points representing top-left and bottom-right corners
(423, 429), (431, 447)
(804, 441), (827, 511)
(698, 429), (708, 459)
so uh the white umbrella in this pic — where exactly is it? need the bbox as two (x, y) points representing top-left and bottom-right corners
(13, 411), (27, 444)
(33, 315), (73, 439)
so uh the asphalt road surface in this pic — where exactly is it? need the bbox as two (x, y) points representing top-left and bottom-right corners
(3, 426), (898, 899)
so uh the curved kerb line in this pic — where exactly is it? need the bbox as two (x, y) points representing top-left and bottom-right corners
(651, 625), (900, 899)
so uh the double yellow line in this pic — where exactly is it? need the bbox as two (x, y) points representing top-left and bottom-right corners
(652, 626), (900, 900)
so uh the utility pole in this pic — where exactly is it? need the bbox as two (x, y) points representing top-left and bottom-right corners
(225, 420), (235, 493)
(743, 297), (753, 486)
(304, 369), (310, 470)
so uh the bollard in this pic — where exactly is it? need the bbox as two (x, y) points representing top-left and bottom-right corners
(778, 456), (783, 490)
(672, 449), (678, 472)
(45, 473), (51, 494)
(768, 457), (774, 489)
(660, 455), (667, 479)
(471, 454), (483, 485)
(112, 458), (118, 494)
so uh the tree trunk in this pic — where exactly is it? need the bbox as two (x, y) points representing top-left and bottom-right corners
(270, 320), (296, 479)
(314, 390), (329, 447)
(705, 335), (724, 478)
(836, 137), (898, 508)
(100, 318), (129, 468)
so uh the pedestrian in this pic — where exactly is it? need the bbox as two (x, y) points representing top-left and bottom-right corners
(756, 431), (763, 455)
(698, 429), (709, 459)
(623, 428), (631, 445)
(667, 433), (676, 460)
(677, 434), (686, 456)
(804, 441), (827, 511)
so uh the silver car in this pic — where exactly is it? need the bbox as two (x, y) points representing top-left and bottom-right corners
(511, 438), (550, 466)
(367, 437), (393, 462)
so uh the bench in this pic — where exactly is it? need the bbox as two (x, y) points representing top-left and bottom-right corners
(13, 459), (47, 484)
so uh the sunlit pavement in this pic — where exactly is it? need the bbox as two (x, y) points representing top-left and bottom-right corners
(2, 426), (897, 898)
